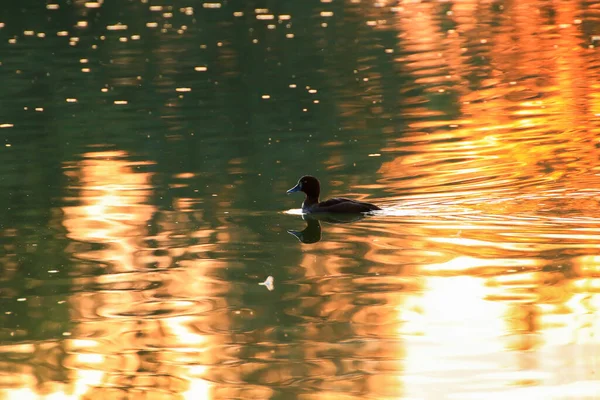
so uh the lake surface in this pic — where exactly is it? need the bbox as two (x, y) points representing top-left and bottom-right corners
(1, 0), (600, 399)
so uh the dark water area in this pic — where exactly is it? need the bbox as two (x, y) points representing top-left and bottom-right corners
(2, 0), (600, 399)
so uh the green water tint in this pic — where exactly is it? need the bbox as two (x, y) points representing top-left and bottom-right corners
(1, 0), (600, 399)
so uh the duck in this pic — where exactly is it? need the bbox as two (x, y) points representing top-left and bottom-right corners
(287, 175), (381, 213)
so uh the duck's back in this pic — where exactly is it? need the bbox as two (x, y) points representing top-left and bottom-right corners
(313, 197), (380, 213)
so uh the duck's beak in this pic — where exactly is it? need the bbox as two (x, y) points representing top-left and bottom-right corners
(286, 183), (302, 194)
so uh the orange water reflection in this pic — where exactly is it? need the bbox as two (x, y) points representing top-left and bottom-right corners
(62, 151), (215, 399)
(366, 0), (600, 397)
(2, 0), (600, 399)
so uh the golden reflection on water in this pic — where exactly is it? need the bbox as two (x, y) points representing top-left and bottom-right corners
(358, 0), (600, 397)
(395, 272), (600, 399)
(3, 0), (600, 399)
(62, 151), (155, 272)
(62, 151), (215, 399)
(380, 0), (600, 202)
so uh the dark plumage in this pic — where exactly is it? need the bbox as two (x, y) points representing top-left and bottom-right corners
(287, 176), (380, 213)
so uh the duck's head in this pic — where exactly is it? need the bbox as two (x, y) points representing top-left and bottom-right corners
(287, 175), (320, 198)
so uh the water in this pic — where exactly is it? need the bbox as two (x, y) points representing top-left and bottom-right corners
(1, 0), (600, 399)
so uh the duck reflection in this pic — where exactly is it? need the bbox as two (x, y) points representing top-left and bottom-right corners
(288, 216), (322, 243)
(287, 213), (367, 244)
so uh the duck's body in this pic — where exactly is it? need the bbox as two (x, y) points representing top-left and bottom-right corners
(287, 176), (380, 213)
(301, 196), (380, 213)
